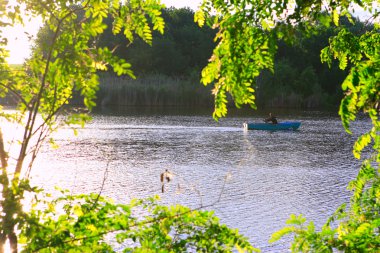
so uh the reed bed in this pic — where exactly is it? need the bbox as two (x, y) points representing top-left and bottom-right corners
(97, 74), (213, 108)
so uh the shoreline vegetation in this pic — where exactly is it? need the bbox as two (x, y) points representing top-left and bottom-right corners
(91, 71), (342, 110)
(5, 7), (369, 111)
(1, 70), (342, 110)
(8, 7), (365, 111)
(5, 7), (367, 111)
(95, 73), (214, 108)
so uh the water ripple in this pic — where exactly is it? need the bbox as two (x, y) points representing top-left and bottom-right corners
(30, 112), (370, 251)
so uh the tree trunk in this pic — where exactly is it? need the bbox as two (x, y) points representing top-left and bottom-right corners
(9, 233), (17, 253)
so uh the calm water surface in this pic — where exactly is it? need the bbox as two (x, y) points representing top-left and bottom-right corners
(31, 109), (371, 252)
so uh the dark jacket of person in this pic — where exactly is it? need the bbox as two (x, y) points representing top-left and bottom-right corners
(264, 113), (278, 124)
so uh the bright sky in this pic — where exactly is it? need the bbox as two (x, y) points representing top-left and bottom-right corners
(4, 19), (41, 64)
(161, 0), (201, 9)
(3, 0), (42, 64)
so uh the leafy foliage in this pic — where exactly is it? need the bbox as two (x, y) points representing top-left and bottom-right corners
(196, 0), (380, 251)
(195, 2), (278, 119)
(29, 8), (364, 110)
(19, 190), (258, 252)
(34, 7), (216, 77)
(196, 0), (376, 120)
(1, 0), (380, 252)
(97, 7), (216, 76)
(1, 0), (166, 179)
(0, 1), (256, 252)
(319, 12), (380, 252)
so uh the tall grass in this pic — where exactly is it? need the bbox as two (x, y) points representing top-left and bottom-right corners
(96, 73), (213, 108)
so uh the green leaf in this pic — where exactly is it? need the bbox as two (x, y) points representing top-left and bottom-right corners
(333, 9), (339, 26)
(353, 133), (372, 159)
(270, 227), (295, 243)
(354, 223), (371, 236)
(286, 214), (306, 225)
(194, 10), (205, 27)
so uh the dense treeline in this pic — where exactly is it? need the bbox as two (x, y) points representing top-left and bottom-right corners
(256, 17), (369, 109)
(3, 8), (371, 109)
(97, 7), (216, 76)
(257, 30), (346, 109)
(97, 10), (371, 109)
(93, 9), (373, 109)
(94, 7), (216, 107)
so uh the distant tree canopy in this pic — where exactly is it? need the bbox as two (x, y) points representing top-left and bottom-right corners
(96, 7), (216, 76)
(31, 8), (373, 110)
(257, 16), (371, 108)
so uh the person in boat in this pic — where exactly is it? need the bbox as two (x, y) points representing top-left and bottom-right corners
(264, 113), (278, 124)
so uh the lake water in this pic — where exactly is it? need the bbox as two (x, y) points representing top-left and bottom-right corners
(30, 108), (371, 252)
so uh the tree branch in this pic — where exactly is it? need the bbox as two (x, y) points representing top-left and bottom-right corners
(0, 128), (8, 169)
(14, 4), (85, 177)
(0, 82), (30, 109)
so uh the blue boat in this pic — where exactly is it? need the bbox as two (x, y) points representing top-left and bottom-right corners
(243, 121), (301, 131)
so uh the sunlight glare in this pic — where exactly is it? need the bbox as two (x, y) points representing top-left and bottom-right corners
(4, 239), (11, 253)
(3, 0), (42, 64)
